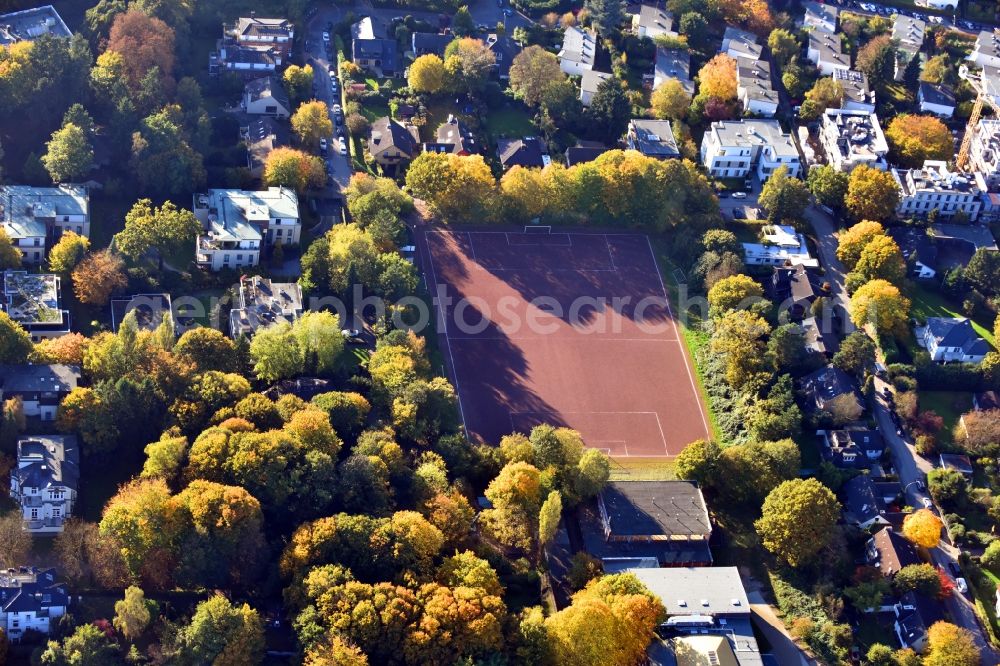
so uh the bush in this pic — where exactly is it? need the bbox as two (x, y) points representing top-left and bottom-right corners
(982, 540), (1000, 574)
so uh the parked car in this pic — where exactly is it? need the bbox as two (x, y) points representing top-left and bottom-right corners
(956, 577), (968, 594)
(732, 192), (748, 199)
(336, 126), (345, 137)
(717, 191), (729, 198)
(319, 137), (328, 154)
(948, 561), (961, 577)
(322, 31), (330, 42)
(921, 497), (933, 509)
(339, 139), (348, 156)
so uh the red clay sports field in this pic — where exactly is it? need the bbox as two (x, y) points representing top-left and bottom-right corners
(418, 227), (711, 457)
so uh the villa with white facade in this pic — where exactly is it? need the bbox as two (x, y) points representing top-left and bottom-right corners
(700, 119), (800, 182)
(892, 161), (984, 221)
(742, 225), (818, 268)
(0, 185), (89, 264)
(11, 435), (78, 533)
(820, 109), (888, 172)
(0, 567), (69, 641)
(193, 187), (300, 271)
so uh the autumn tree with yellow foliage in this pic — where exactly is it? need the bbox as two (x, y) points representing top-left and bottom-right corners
(886, 114), (954, 168)
(849, 279), (911, 336)
(902, 509), (943, 549)
(837, 220), (887, 269)
(408, 54), (446, 94)
(697, 54), (737, 101)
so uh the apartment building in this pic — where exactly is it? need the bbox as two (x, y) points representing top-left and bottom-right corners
(193, 187), (300, 271)
(700, 119), (800, 181)
(736, 57), (777, 117)
(819, 109), (888, 172)
(2, 271), (71, 340)
(835, 69), (875, 113)
(229, 275), (303, 338)
(210, 15), (292, 74)
(969, 30), (1000, 69)
(968, 118), (1000, 188)
(892, 160), (984, 221)
(807, 30), (850, 76)
(0, 185), (89, 263)
(0, 5), (71, 45)
(721, 26), (762, 60)
(558, 27), (596, 76)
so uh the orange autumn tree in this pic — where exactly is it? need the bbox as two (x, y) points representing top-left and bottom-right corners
(697, 54), (738, 101)
(902, 509), (943, 549)
(886, 114), (954, 168)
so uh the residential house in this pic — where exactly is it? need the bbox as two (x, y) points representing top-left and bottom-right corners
(867, 526), (920, 577)
(742, 225), (818, 268)
(242, 76), (291, 118)
(211, 45), (278, 75)
(662, 635), (741, 666)
(736, 57), (777, 117)
(920, 317), (991, 363)
(0, 364), (79, 421)
(2, 271), (70, 340)
(721, 26), (762, 60)
(803, 1), (839, 32)
(807, 30), (850, 76)
(193, 187), (300, 271)
(969, 30), (1000, 70)
(918, 82), (956, 118)
(893, 160), (984, 221)
(888, 227), (938, 279)
(939, 453), (974, 478)
(262, 377), (333, 401)
(651, 47), (693, 92)
(497, 137), (549, 170)
(486, 32), (522, 80)
(229, 274), (303, 338)
(1, 185), (90, 263)
(565, 144), (610, 166)
(633, 4), (675, 39)
(895, 592), (943, 652)
(819, 108), (888, 172)
(628, 567), (764, 666)
(411, 32), (451, 57)
(0, 568), (69, 640)
(801, 316), (839, 356)
(351, 16), (377, 40)
(974, 390), (1000, 410)
(11, 435), (78, 533)
(110, 293), (173, 333)
(821, 429), (885, 468)
(800, 365), (864, 420)
(242, 117), (289, 179)
(892, 15), (925, 80)
(0, 5), (71, 46)
(769, 263), (822, 318)
(577, 480), (713, 569)
(423, 115), (478, 156)
(967, 119), (1000, 188)
(928, 222), (997, 267)
(558, 26), (596, 76)
(352, 38), (398, 75)
(580, 70), (613, 107)
(369, 117), (421, 170)
(226, 16), (293, 57)
(700, 119), (800, 181)
(626, 119), (679, 159)
(841, 474), (891, 529)
(835, 69), (875, 113)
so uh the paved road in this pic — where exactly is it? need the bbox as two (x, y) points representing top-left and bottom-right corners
(305, 7), (353, 192)
(872, 386), (1000, 664)
(804, 204), (856, 336)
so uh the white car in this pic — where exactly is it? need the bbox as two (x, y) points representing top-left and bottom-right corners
(339, 140), (348, 156)
(322, 31), (330, 42)
(956, 577), (968, 594)
(332, 103), (342, 113)
(921, 497), (933, 509)
(732, 192), (748, 199)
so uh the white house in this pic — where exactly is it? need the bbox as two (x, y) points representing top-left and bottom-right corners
(736, 57), (777, 117)
(558, 27), (595, 76)
(193, 187), (301, 271)
(742, 224), (819, 268)
(632, 5), (675, 40)
(1, 185), (90, 263)
(819, 109), (888, 172)
(803, 1), (838, 33)
(835, 69), (875, 113)
(580, 70), (612, 107)
(893, 160), (984, 221)
(918, 82), (956, 118)
(11, 436), (78, 533)
(242, 75), (291, 118)
(700, 119), (800, 181)
(0, 364), (80, 421)
(919, 317), (991, 363)
(807, 30), (850, 76)
(968, 119), (1000, 188)
(0, 568), (69, 641)
(892, 15), (925, 80)
(969, 30), (1000, 70)
(721, 26), (761, 60)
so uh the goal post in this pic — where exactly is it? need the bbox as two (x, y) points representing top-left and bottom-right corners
(523, 225), (552, 234)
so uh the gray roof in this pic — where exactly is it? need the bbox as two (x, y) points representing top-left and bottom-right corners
(808, 30), (848, 68)
(800, 364), (859, 406)
(243, 116), (290, 172)
(893, 14), (926, 55)
(0, 567), (68, 615)
(705, 120), (798, 157)
(803, 1), (839, 29)
(939, 452), (974, 474)
(930, 223), (998, 250)
(736, 56), (777, 105)
(412, 32), (452, 56)
(841, 474), (885, 525)
(889, 227), (938, 268)
(486, 33), (521, 78)
(581, 69), (613, 96)
(433, 116), (478, 154)
(919, 81), (955, 108)
(628, 567), (751, 617)
(599, 481), (710, 538)
(0, 364), (80, 394)
(834, 69), (874, 107)
(233, 16), (293, 39)
(565, 145), (611, 166)
(16, 435), (79, 491)
(0, 5), (71, 45)
(1, 185), (89, 240)
(635, 4), (674, 38)
(924, 317), (991, 356)
(628, 119), (680, 158)
(896, 592), (943, 647)
(560, 26), (596, 67)
(722, 26), (762, 60)
(352, 38), (399, 72)
(654, 47), (692, 92)
(244, 75), (290, 111)
(869, 526), (920, 576)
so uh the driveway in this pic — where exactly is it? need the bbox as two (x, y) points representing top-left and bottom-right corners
(872, 388), (1000, 664)
(306, 8), (353, 192)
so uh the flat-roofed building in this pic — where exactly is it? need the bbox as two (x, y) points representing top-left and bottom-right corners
(835, 69), (875, 113)
(0, 5), (71, 45)
(893, 160), (984, 221)
(2, 271), (70, 340)
(193, 187), (300, 271)
(0, 185), (90, 263)
(819, 109), (888, 172)
(700, 119), (800, 181)
(229, 275), (303, 338)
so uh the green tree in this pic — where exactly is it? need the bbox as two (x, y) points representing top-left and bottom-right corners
(171, 595), (265, 666)
(807, 164), (849, 209)
(585, 0), (622, 36)
(141, 435), (187, 483)
(679, 12), (708, 48)
(481, 462), (542, 552)
(832, 331), (876, 378)
(800, 78), (844, 121)
(62, 103), (95, 135)
(767, 28), (799, 67)
(291, 100), (333, 148)
(855, 34), (895, 89)
(758, 165), (810, 223)
(707, 274), (764, 317)
(283, 64), (314, 105)
(175, 327), (237, 372)
(0, 310), (32, 364)
(443, 37), (495, 94)
(115, 198), (200, 262)
(130, 105), (206, 197)
(509, 45), (566, 107)
(249, 321), (304, 382)
(264, 147), (325, 193)
(893, 563), (942, 597)
(42, 122), (93, 182)
(452, 6), (474, 36)
(48, 231), (90, 273)
(538, 490), (562, 550)
(587, 77), (631, 144)
(849, 279), (910, 336)
(755, 478), (840, 567)
(650, 78), (691, 120)
(114, 585), (158, 640)
(674, 438), (720, 486)
(293, 311), (344, 376)
(39, 623), (121, 665)
(0, 227), (20, 269)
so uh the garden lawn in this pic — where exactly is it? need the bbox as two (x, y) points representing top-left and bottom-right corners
(908, 282), (996, 348)
(484, 105), (535, 142)
(360, 99), (391, 123)
(918, 390), (972, 446)
(608, 459), (676, 481)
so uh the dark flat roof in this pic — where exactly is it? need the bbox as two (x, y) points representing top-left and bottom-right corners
(601, 480), (711, 537)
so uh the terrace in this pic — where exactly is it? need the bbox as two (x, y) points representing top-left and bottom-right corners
(2, 271), (69, 338)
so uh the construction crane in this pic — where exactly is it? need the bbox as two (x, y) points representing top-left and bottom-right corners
(956, 64), (1000, 171)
